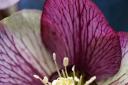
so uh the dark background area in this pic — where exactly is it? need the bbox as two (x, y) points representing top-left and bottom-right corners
(18, 0), (128, 31)
(93, 0), (128, 31)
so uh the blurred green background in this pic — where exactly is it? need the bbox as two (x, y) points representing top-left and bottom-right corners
(18, 0), (128, 31)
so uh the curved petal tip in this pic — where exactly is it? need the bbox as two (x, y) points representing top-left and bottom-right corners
(0, 0), (20, 10)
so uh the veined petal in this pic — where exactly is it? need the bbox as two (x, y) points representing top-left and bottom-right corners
(0, 23), (43, 85)
(98, 32), (128, 85)
(41, 0), (122, 80)
(2, 10), (56, 75)
(0, 10), (55, 85)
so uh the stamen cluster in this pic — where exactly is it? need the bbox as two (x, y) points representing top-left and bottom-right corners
(33, 53), (96, 85)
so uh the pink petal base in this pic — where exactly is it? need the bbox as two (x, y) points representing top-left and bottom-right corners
(0, 23), (43, 85)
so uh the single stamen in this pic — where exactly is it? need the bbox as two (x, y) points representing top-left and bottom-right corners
(84, 76), (96, 85)
(63, 57), (69, 77)
(78, 75), (83, 85)
(74, 76), (80, 82)
(33, 75), (47, 85)
(53, 53), (61, 77)
(33, 75), (51, 85)
(43, 76), (49, 85)
(63, 57), (69, 67)
(61, 69), (66, 78)
(33, 75), (40, 79)
(33, 75), (43, 83)
(72, 65), (76, 78)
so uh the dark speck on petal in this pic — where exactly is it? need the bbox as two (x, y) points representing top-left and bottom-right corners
(41, 0), (122, 81)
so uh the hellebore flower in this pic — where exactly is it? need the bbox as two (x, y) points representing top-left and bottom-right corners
(0, 0), (128, 85)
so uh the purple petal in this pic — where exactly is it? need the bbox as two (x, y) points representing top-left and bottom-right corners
(2, 10), (56, 75)
(118, 32), (128, 58)
(0, 23), (43, 85)
(0, 10), (57, 85)
(0, 10), (55, 85)
(41, 0), (122, 80)
(98, 32), (128, 85)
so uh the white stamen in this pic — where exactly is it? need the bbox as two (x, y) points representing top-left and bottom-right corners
(53, 53), (61, 77)
(43, 76), (49, 84)
(78, 75), (83, 85)
(53, 53), (56, 61)
(34, 54), (97, 85)
(74, 77), (79, 82)
(33, 75), (40, 79)
(85, 76), (96, 85)
(63, 57), (69, 77)
(72, 65), (75, 72)
(33, 75), (51, 85)
(72, 65), (76, 78)
(33, 75), (46, 84)
(61, 69), (66, 78)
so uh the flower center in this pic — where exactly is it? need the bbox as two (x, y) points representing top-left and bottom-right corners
(33, 53), (96, 85)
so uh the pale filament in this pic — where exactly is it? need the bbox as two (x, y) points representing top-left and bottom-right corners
(33, 53), (96, 85)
